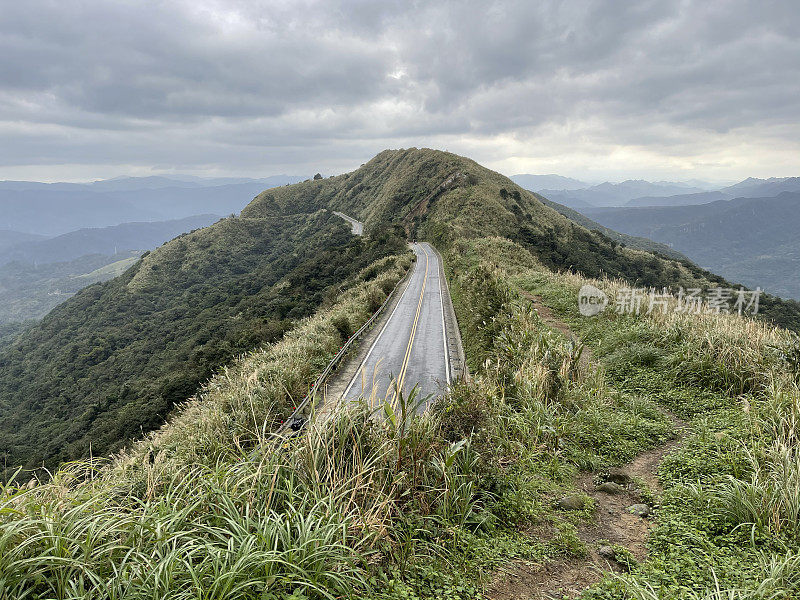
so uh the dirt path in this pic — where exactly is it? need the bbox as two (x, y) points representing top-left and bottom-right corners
(486, 292), (687, 600)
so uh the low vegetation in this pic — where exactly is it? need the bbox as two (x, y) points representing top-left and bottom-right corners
(461, 236), (800, 598)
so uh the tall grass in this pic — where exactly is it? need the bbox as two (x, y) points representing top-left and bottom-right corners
(5, 234), (797, 599)
(451, 236), (800, 599)
(688, 441), (800, 544)
(0, 458), (369, 599)
(684, 380), (800, 545)
(0, 391), (486, 599)
(443, 260), (673, 476)
(461, 236), (798, 398)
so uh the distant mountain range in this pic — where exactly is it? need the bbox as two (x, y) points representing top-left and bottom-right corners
(625, 191), (731, 207)
(0, 175), (306, 236)
(0, 174), (305, 193)
(513, 174), (800, 209)
(0, 214), (220, 267)
(0, 215), (222, 323)
(510, 174), (589, 191)
(583, 192), (800, 299)
(533, 195), (691, 261)
(0, 230), (46, 252)
(537, 180), (710, 208)
(626, 177), (800, 207)
(0, 252), (141, 325)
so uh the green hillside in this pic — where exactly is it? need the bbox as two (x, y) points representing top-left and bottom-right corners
(246, 148), (800, 330)
(535, 194), (691, 261)
(2, 149), (800, 600)
(0, 209), (405, 477)
(584, 192), (800, 299)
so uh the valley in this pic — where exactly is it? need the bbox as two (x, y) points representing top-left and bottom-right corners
(582, 192), (800, 300)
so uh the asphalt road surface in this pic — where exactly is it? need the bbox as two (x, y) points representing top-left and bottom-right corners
(339, 242), (451, 408)
(333, 211), (364, 235)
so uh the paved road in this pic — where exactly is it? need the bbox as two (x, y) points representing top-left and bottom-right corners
(333, 211), (364, 235)
(338, 242), (451, 408)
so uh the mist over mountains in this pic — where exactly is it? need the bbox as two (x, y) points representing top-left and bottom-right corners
(513, 174), (800, 210)
(0, 175), (306, 324)
(0, 175), (305, 237)
(0, 174), (304, 194)
(509, 174), (589, 191)
(533, 180), (710, 208)
(0, 215), (220, 267)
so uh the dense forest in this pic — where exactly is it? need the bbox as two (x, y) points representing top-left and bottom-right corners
(0, 209), (404, 478)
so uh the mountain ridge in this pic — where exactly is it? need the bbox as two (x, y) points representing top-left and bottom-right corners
(3, 148), (800, 478)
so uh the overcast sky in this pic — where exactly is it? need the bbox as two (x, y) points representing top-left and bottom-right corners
(1, 0), (798, 183)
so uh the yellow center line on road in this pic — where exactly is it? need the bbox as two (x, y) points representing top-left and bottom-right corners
(392, 244), (429, 402)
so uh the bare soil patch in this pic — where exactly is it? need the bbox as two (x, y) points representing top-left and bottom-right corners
(485, 292), (687, 600)
(486, 443), (667, 600)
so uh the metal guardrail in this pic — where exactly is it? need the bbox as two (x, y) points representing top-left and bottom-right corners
(277, 257), (414, 435)
(430, 244), (468, 382)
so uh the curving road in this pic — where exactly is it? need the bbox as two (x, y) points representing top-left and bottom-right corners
(335, 242), (452, 409)
(332, 211), (364, 235)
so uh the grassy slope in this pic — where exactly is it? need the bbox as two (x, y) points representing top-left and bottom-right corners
(2, 149), (799, 599)
(246, 149), (800, 331)
(248, 149), (800, 596)
(0, 209), (405, 478)
(461, 237), (800, 599)
(75, 256), (140, 280)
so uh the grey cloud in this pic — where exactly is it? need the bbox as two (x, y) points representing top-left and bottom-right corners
(0, 0), (798, 179)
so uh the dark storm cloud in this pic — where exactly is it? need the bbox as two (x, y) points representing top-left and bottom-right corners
(0, 0), (798, 179)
